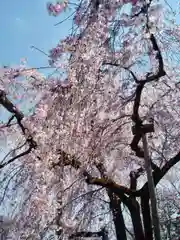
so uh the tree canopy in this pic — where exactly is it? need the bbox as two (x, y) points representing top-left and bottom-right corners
(0, 0), (180, 239)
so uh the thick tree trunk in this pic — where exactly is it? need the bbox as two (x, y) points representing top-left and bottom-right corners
(97, 163), (127, 240)
(118, 194), (145, 240)
(108, 191), (127, 240)
(128, 199), (145, 240)
(141, 194), (153, 240)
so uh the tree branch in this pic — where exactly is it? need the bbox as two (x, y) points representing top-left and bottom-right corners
(0, 89), (37, 168)
(138, 151), (180, 196)
(84, 173), (135, 196)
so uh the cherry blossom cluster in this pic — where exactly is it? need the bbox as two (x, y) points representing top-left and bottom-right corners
(49, 35), (78, 65)
(47, 1), (68, 16)
(47, 0), (138, 18)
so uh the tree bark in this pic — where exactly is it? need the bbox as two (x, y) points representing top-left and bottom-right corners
(129, 199), (145, 240)
(108, 191), (127, 240)
(119, 194), (145, 240)
(141, 194), (153, 240)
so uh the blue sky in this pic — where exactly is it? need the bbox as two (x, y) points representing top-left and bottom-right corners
(0, 0), (73, 75)
(0, 1), (74, 125)
(0, 1), (179, 72)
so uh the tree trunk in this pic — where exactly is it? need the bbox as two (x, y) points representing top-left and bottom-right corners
(119, 194), (145, 240)
(141, 194), (153, 240)
(128, 198), (145, 240)
(108, 191), (127, 240)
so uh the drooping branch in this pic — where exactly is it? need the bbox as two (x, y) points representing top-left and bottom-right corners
(0, 89), (37, 168)
(0, 138), (36, 169)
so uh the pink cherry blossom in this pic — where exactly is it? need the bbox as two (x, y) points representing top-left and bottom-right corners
(49, 46), (62, 61)
(53, 3), (63, 14)
(47, 1), (67, 16)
